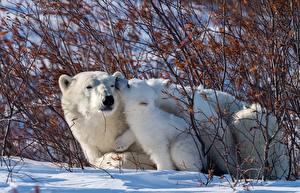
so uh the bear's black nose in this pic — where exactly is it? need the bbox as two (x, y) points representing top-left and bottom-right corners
(103, 95), (114, 107)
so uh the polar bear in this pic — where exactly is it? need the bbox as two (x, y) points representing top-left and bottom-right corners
(146, 79), (246, 123)
(232, 104), (289, 179)
(59, 71), (154, 169)
(114, 78), (206, 171)
(193, 89), (237, 175)
(197, 87), (247, 123)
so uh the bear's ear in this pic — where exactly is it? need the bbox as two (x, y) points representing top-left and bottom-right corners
(115, 77), (130, 90)
(112, 71), (124, 79)
(59, 74), (72, 93)
(113, 71), (130, 90)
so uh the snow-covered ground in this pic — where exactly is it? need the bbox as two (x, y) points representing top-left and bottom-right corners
(0, 157), (299, 193)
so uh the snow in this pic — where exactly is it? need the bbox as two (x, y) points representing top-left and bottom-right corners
(0, 158), (299, 193)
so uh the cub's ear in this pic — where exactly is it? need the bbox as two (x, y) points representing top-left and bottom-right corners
(113, 71), (129, 90)
(115, 77), (130, 90)
(59, 74), (72, 93)
(112, 71), (124, 79)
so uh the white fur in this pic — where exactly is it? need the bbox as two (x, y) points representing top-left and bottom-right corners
(193, 89), (237, 174)
(116, 78), (240, 173)
(197, 87), (247, 122)
(146, 78), (189, 117)
(146, 79), (239, 173)
(116, 79), (206, 171)
(147, 79), (246, 122)
(232, 104), (289, 179)
(59, 71), (153, 169)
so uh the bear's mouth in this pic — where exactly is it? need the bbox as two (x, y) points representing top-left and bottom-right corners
(99, 106), (114, 112)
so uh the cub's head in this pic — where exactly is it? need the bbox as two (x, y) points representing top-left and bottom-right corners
(116, 78), (157, 107)
(59, 71), (123, 117)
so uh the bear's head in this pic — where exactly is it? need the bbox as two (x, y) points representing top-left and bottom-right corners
(116, 78), (157, 108)
(59, 71), (124, 117)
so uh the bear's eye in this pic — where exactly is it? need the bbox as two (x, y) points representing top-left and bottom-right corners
(110, 85), (114, 88)
(86, 85), (93, 89)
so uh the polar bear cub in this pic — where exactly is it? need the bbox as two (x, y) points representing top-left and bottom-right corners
(232, 104), (289, 179)
(115, 78), (205, 171)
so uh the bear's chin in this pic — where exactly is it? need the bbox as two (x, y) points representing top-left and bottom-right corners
(97, 106), (116, 116)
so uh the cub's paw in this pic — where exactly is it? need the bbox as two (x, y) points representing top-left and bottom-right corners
(114, 138), (131, 152)
(93, 153), (124, 169)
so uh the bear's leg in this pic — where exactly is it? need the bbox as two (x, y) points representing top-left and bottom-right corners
(80, 143), (103, 166)
(114, 129), (136, 152)
(171, 134), (206, 171)
(150, 145), (175, 170)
